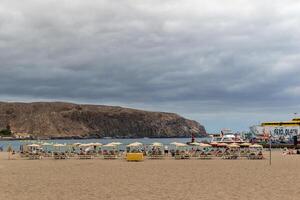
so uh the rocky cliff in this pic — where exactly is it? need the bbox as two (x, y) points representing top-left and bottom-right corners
(0, 102), (206, 139)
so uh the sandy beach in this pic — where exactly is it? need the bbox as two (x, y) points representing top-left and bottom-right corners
(0, 151), (300, 200)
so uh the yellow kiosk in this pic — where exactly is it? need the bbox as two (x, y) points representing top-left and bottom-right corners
(126, 142), (144, 161)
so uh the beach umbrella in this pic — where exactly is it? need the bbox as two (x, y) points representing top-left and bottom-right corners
(41, 142), (52, 146)
(41, 142), (52, 151)
(72, 143), (81, 146)
(217, 143), (228, 147)
(199, 143), (212, 147)
(189, 142), (201, 146)
(151, 142), (163, 147)
(86, 143), (95, 146)
(53, 144), (66, 152)
(210, 142), (218, 146)
(127, 142), (143, 147)
(103, 143), (117, 147)
(85, 147), (93, 152)
(79, 143), (92, 147)
(91, 142), (102, 146)
(27, 144), (40, 147)
(250, 144), (263, 148)
(174, 142), (188, 147)
(105, 142), (121, 146)
(53, 144), (66, 147)
(228, 143), (240, 148)
(170, 142), (179, 145)
(110, 142), (122, 146)
(240, 143), (251, 147)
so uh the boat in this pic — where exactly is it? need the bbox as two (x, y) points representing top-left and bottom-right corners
(210, 129), (244, 144)
(250, 118), (300, 143)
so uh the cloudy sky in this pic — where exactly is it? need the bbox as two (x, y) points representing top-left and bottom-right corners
(1, 0), (300, 132)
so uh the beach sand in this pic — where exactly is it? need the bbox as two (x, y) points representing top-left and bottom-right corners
(0, 151), (300, 200)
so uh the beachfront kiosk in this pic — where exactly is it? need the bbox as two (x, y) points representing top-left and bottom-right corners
(126, 142), (144, 161)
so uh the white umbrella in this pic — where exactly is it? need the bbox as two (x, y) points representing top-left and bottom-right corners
(151, 142), (163, 147)
(72, 143), (81, 146)
(41, 142), (52, 146)
(250, 144), (263, 148)
(110, 142), (122, 146)
(27, 144), (40, 147)
(92, 142), (102, 146)
(103, 143), (117, 147)
(85, 147), (93, 152)
(174, 142), (188, 147)
(53, 144), (66, 147)
(79, 143), (92, 147)
(127, 142), (143, 147)
(189, 142), (201, 146)
(170, 142), (179, 145)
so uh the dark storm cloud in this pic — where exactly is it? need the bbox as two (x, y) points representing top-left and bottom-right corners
(1, 0), (300, 131)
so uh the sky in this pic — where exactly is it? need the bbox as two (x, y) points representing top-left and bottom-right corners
(1, 0), (300, 132)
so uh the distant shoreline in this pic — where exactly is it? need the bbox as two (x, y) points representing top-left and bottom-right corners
(0, 135), (208, 141)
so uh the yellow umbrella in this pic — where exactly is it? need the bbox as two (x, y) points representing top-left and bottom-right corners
(228, 143), (240, 148)
(250, 144), (263, 148)
(217, 143), (228, 147)
(240, 143), (251, 147)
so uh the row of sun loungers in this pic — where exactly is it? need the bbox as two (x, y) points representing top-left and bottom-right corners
(18, 151), (264, 160)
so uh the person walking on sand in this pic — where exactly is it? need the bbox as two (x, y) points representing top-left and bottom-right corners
(164, 145), (169, 156)
(7, 145), (13, 160)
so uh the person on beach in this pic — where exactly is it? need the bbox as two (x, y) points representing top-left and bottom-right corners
(164, 146), (168, 155)
(7, 145), (13, 160)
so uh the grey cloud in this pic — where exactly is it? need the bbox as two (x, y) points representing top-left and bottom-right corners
(1, 0), (300, 131)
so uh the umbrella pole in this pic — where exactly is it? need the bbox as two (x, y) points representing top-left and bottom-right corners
(269, 135), (272, 166)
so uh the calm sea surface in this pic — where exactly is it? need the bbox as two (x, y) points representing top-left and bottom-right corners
(0, 137), (211, 151)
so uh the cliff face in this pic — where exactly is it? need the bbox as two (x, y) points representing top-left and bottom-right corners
(0, 102), (206, 138)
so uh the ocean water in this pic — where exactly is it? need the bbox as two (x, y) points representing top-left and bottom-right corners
(0, 137), (211, 151)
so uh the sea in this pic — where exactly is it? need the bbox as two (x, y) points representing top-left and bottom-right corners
(0, 137), (211, 151)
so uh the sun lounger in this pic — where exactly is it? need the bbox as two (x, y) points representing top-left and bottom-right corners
(77, 153), (92, 159)
(148, 154), (164, 159)
(174, 153), (190, 160)
(248, 151), (264, 160)
(53, 152), (68, 159)
(198, 152), (213, 159)
(103, 154), (118, 159)
(28, 153), (42, 160)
